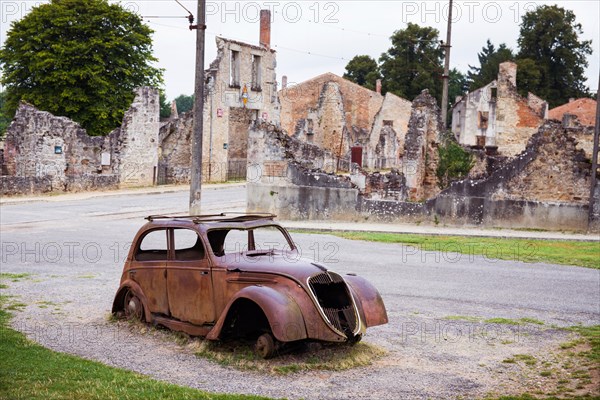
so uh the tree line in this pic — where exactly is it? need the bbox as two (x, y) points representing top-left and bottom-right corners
(343, 5), (593, 114)
(0, 2), (594, 138)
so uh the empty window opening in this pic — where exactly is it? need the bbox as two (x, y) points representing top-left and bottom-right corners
(478, 111), (489, 129)
(251, 55), (262, 91)
(230, 50), (240, 87)
(136, 229), (168, 261)
(173, 229), (205, 261)
(490, 87), (497, 101)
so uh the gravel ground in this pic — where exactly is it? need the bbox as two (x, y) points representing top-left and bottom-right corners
(2, 189), (599, 399)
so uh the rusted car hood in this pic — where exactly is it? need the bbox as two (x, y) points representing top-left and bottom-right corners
(218, 252), (329, 282)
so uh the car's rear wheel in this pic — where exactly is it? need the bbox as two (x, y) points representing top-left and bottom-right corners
(255, 333), (276, 359)
(123, 289), (143, 321)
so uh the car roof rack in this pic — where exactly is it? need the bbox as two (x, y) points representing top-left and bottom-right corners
(145, 213), (277, 223)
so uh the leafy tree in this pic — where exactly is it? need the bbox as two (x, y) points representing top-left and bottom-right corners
(516, 5), (592, 107)
(174, 94), (194, 114)
(343, 55), (380, 90)
(0, 91), (11, 137)
(379, 23), (444, 102)
(159, 91), (171, 119)
(515, 58), (543, 98)
(447, 68), (468, 126)
(436, 139), (474, 189)
(0, 0), (163, 136)
(467, 40), (514, 90)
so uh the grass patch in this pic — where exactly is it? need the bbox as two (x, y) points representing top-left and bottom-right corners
(0, 272), (32, 282)
(503, 354), (537, 366)
(0, 292), (273, 399)
(484, 318), (523, 325)
(443, 315), (545, 326)
(444, 315), (481, 322)
(569, 326), (600, 363)
(77, 274), (97, 279)
(194, 339), (386, 375)
(494, 326), (600, 399)
(292, 230), (600, 269)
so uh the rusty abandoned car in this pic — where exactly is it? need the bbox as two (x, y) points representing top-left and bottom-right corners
(112, 213), (388, 358)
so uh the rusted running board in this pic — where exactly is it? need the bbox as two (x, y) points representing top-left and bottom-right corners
(153, 316), (213, 337)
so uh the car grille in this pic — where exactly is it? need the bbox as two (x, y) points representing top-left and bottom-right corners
(308, 272), (358, 336)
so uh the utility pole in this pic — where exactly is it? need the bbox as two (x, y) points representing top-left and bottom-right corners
(189, 0), (206, 214)
(588, 74), (600, 230)
(440, 0), (453, 128)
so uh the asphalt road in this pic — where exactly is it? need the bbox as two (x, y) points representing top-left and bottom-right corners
(1, 185), (599, 399)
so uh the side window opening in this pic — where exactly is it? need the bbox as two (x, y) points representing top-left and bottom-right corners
(173, 229), (205, 261)
(136, 229), (168, 261)
(251, 54), (262, 91)
(230, 50), (240, 87)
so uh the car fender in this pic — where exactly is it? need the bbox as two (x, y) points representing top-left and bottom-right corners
(344, 275), (388, 327)
(207, 285), (308, 342)
(112, 280), (153, 323)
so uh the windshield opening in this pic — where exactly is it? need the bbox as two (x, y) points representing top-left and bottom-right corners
(207, 225), (295, 257)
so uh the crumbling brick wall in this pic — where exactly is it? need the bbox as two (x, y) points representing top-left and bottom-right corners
(159, 111), (193, 184)
(110, 87), (159, 187)
(1, 87), (158, 194)
(403, 90), (442, 201)
(2, 102), (110, 188)
(280, 73), (410, 169)
(492, 122), (593, 203)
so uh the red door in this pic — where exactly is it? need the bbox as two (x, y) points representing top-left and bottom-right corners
(351, 146), (363, 167)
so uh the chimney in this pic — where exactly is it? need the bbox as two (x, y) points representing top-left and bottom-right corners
(569, 98), (575, 103)
(498, 61), (517, 87)
(282, 75), (288, 90)
(376, 79), (382, 94)
(260, 10), (271, 48)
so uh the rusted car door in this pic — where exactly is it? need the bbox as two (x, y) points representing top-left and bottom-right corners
(130, 228), (170, 315)
(166, 228), (216, 325)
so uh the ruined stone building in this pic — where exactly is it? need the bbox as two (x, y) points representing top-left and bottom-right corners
(548, 98), (597, 160)
(1, 87), (159, 195)
(279, 73), (412, 170)
(247, 91), (599, 232)
(451, 62), (548, 157)
(159, 10), (279, 183)
(549, 98), (597, 127)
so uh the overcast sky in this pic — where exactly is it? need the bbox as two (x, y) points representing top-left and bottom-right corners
(1, 1), (598, 102)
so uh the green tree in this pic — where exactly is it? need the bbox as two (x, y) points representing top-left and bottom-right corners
(159, 91), (171, 119)
(343, 55), (380, 90)
(516, 5), (592, 107)
(174, 94), (194, 114)
(436, 139), (474, 189)
(0, 91), (11, 137)
(515, 58), (543, 98)
(0, 0), (163, 136)
(447, 68), (468, 125)
(467, 40), (514, 90)
(379, 23), (444, 102)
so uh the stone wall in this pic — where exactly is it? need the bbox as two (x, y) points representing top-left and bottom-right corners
(159, 112), (193, 184)
(1, 87), (159, 195)
(156, 34), (280, 184)
(247, 116), (598, 232)
(366, 93), (413, 169)
(403, 90), (442, 201)
(279, 73), (411, 169)
(110, 87), (160, 187)
(451, 61), (547, 157)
